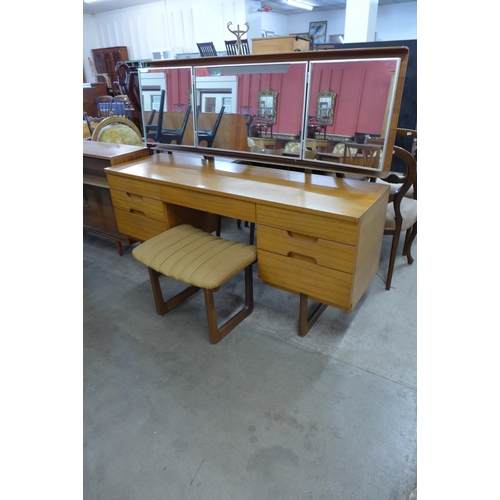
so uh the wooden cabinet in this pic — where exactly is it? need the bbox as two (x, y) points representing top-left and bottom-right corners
(83, 141), (150, 254)
(251, 36), (310, 54)
(91, 46), (129, 86)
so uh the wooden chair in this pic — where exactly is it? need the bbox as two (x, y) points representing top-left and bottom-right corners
(381, 145), (417, 290)
(96, 95), (114, 118)
(112, 95), (131, 117)
(197, 42), (218, 57)
(148, 90), (192, 145)
(132, 224), (257, 344)
(225, 39), (250, 55)
(198, 106), (225, 148)
(87, 57), (112, 88)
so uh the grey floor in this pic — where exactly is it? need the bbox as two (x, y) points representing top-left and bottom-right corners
(83, 217), (417, 500)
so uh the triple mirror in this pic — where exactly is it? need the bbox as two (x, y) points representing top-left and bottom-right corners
(138, 51), (404, 174)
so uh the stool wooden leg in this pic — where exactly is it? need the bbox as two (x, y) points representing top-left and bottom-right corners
(148, 268), (200, 315)
(204, 264), (254, 344)
(299, 293), (328, 336)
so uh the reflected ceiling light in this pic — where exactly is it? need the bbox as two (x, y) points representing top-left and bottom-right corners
(285, 0), (313, 10)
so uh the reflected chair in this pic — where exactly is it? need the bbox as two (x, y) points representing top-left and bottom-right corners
(198, 106), (225, 148)
(197, 42), (218, 57)
(146, 89), (192, 145)
(87, 57), (112, 88)
(380, 145), (417, 290)
(96, 95), (114, 118)
(144, 89), (165, 140)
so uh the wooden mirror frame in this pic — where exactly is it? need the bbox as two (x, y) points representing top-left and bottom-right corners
(257, 87), (278, 124)
(143, 46), (409, 177)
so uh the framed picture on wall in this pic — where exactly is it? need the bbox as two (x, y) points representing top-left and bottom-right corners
(309, 21), (327, 43)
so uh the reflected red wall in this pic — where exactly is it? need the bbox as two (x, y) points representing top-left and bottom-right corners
(150, 60), (395, 138)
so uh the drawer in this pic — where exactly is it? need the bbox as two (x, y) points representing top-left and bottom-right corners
(161, 186), (255, 222)
(256, 205), (359, 246)
(110, 189), (167, 222)
(257, 249), (353, 310)
(257, 225), (356, 274)
(114, 209), (167, 242)
(107, 174), (162, 200)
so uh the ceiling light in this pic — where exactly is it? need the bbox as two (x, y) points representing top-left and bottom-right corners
(285, 0), (313, 10)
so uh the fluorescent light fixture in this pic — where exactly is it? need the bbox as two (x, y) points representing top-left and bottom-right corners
(285, 0), (313, 10)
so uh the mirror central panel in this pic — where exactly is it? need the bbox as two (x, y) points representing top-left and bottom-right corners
(193, 62), (308, 158)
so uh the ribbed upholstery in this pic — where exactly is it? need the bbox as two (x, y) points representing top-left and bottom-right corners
(132, 224), (257, 290)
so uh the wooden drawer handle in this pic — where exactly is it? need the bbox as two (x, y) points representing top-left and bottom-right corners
(129, 209), (146, 217)
(287, 252), (317, 265)
(287, 231), (318, 243)
(126, 192), (143, 201)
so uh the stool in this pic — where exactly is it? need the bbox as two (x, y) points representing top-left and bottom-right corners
(132, 224), (257, 344)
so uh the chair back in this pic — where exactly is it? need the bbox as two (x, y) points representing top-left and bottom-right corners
(96, 95), (114, 118)
(224, 41), (238, 55)
(197, 42), (218, 57)
(112, 95), (130, 116)
(225, 40), (250, 55)
(87, 57), (111, 87)
(178, 105), (193, 138)
(145, 89), (165, 140)
(198, 106), (225, 147)
(240, 39), (250, 54)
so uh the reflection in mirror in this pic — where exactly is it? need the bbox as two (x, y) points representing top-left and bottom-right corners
(307, 58), (400, 172)
(138, 66), (195, 146)
(257, 87), (278, 124)
(315, 88), (336, 125)
(193, 62), (308, 157)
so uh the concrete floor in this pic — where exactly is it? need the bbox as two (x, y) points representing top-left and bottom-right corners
(83, 217), (417, 500)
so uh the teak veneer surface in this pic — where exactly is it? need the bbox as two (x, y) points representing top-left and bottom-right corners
(83, 141), (149, 165)
(105, 152), (388, 223)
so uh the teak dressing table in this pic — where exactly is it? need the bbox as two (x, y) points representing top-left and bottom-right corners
(101, 46), (409, 333)
(105, 153), (389, 333)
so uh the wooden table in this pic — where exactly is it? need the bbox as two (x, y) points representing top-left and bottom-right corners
(105, 152), (389, 334)
(83, 141), (150, 255)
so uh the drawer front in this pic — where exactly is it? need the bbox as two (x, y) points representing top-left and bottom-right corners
(258, 250), (353, 310)
(257, 225), (356, 274)
(110, 189), (166, 222)
(256, 205), (359, 246)
(106, 174), (162, 200)
(114, 209), (167, 242)
(161, 186), (255, 222)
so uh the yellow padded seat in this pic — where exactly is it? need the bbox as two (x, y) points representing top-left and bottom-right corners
(132, 224), (256, 289)
(132, 224), (257, 343)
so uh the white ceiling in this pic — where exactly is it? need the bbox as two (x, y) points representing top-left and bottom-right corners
(83, 0), (415, 16)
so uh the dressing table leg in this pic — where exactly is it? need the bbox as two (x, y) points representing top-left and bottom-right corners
(299, 293), (328, 336)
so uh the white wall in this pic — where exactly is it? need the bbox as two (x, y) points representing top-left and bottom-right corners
(83, 1), (416, 81)
(285, 2), (416, 41)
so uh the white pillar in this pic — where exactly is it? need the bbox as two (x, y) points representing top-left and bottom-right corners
(344, 0), (379, 43)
